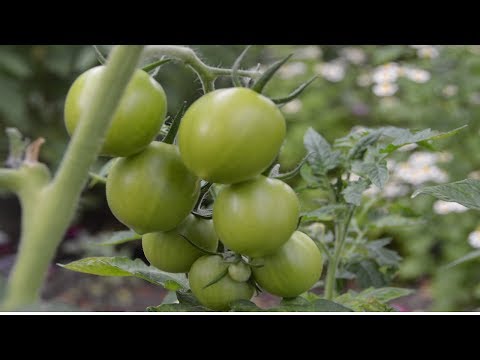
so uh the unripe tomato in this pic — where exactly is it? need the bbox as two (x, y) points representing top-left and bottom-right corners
(142, 214), (218, 273)
(228, 262), (252, 282)
(106, 142), (200, 234)
(178, 87), (286, 184)
(189, 255), (255, 311)
(65, 66), (167, 157)
(252, 231), (323, 298)
(213, 176), (300, 257)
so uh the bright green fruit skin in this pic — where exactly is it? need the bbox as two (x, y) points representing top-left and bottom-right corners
(213, 176), (300, 257)
(252, 231), (323, 298)
(178, 87), (286, 184)
(189, 255), (254, 311)
(64, 66), (167, 157)
(142, 214), (218, 273)
(106, 142), (200, 234)
(228, 262), (252, 283)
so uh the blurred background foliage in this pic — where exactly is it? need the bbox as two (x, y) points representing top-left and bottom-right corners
(0, 45), (479, 311)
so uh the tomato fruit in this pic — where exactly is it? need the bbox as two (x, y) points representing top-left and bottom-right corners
(213, 176), (300, 257)
(106, 141), (200, 234)
(65, 66), (167, 157)
(252, 231), (323, 298)
(228, 262), (252, 282)
(178, 87), (286, 184)
(142, 214), (218, 273)
(189, 255), (254, 310)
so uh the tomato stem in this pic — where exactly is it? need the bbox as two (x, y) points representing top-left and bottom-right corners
(1, 45), (144, 310)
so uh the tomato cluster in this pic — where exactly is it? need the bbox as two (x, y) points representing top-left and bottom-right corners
(65, 68), (323, 310)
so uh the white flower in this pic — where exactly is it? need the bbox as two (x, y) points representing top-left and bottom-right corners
(383, 182), (410, 198)
(442, 84), (458, 97)
(433, 200), (468, 215)
(386, 159), (397, 171)
(417, 46), (439, 59)
(393, 162), (448, 186)
(315, 62), (345, 82)
(296, 46), (322, 60)
(468, 230), (480, 249)
(404, 68), (431, 83)
(351, 126), (369, 135)
(282, 99), (303, 114)
(305, 222), (325, 239)
(437, 152), (453, 163)
(357, 73), (372, 87)
(373, 82), (398, 97)
(341, 47), (366, 65)
(349, 173), (360, 181)
(278, 61), (307, 79)
(407, 152), (439, 167)
(364, 185), (381, 197)
(372, 63), (401, 83)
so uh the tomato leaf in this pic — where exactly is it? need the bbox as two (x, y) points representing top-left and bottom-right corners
(342, 179), (369, 206)
(58, 257), (189, 291)
(366, 239), (402, 267)
(412, 179), (480, 210)
(352, 161), (389, 189)
(347, 259), (387, 288)
(369, 214), (425, 229)
(335, 287), (413, 312)
(95, 230), (141, 246)
(347, 130), (383, 160)
(301, 204), (348, 222)
(304, 127), (341, 173)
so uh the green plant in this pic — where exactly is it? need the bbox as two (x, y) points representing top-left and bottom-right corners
(0, 45), (464, 312)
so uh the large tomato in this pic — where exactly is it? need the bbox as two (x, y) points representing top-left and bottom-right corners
(189, 255), (254, 311)
(142, 214), (218, 273)
(106, 142), (200, 234)
(213, 175), (300, 257)
(64, 66), (167, 157)
(177, 87), (286, 184)
(252, 231), (323, 298)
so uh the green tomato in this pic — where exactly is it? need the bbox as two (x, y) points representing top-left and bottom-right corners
(189, 255), (254, 311)
(106, 141), (200, 234)
(228, 262), (252, 282)
(178, 87), (286, 184)
(252, 231), (323, 298)
(213, 175), (300, 257)
(64, 66), (167, 157)
(142, 214), (218, 273)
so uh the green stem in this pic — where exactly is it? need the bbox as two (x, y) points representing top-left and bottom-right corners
(1, 45), (144, 310)
(142, 45), (261, 93)
(324, 205), (356, 300)
(0, 169), (22, 192)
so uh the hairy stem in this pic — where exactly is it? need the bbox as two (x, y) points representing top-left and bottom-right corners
(324, 205), (356, 300)
(143, 45), (261, 93)
(1, 45), (144, 310)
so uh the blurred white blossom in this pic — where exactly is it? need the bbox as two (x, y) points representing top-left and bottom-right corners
(404, 67), (431, 83)
(417, 46), (439, 59)
(315, 61), (345, 82)
(433, 200), (468, 215)
(408, 152), (439, 167)
(442, 84), (458, 97)
(341, 47), (366, 65)
(393, 162), (448, 186)
(372, 63), (401, 83)
(468, 170), (480, 180)
(398, 143), (418, 152)
(278, 61), (307, 79)
(282, 99), (303, 114)
(305, 222), (326, 239)
(373, 82), (398, 97)
(383, 182), (410, 198)
(468, 229), (480, 248)
(296, 46), (322, 60)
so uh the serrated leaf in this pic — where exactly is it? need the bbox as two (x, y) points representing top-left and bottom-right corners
(444, 250), (480, 269)
(358, 287), (413, 303)
(301, 204), (348, 222)
(304, 127), (341, 173)
(371, 214), (424, 229)
(147, 303), (209, 312)
(380, 126), (466, 154)
(95, 230), (141, 246)
(366, 239), (402, 267)
(58, 257), (189, 291)
(347, 259), (386, 288)
(342, 179), (370, 206)
(353, 161), (389, 189)
(412, 179), (480, 210)
(299, 163), (325, 186)
(348, 131), (383, 160)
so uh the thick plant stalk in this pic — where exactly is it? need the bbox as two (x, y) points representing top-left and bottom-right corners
(1, 45), (144, 310)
